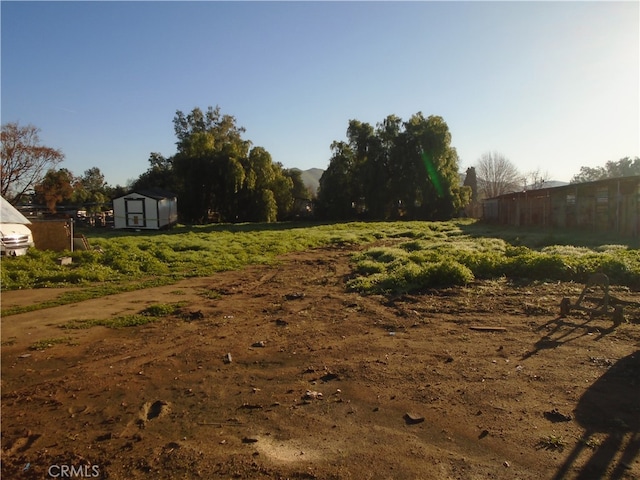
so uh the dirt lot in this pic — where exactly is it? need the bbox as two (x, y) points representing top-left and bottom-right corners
(2, 246), (639, 479)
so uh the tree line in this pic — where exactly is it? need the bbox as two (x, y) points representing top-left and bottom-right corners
(2, 110), (639, 223)
(133, 106), (310, 223)
(316, 113), (470, 220)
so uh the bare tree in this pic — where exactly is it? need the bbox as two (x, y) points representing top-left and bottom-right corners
(1, 122), (64, 203)
(524, 168), (551, 190)
(475, 151), (522, 199)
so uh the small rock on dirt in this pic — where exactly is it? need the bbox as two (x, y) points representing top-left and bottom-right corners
(544, 408), (572, 423)
(252, 341), (266, 348)
(303, 390), (323, 400)
(284, 292), (305, 300)
(404, 413), (425, 425)
(224, 353), (233, 364)
(187, 310), (204, 320)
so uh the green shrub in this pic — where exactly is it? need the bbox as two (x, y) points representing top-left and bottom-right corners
(348, 227), (639, 294)
(504, 252), (572, 281)
(349, 259), (473, 294)
(358, 247), (408, 263)
(353, 259), (386, 275)
(425, 260), (475, 287)
(141, 303), (185, 316)
(400, 240), (425, 252)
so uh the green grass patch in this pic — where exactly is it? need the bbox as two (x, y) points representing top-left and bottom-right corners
(2, 220), (638, 313)
(140, 302), (187, 316)
(1, 278), (175, 317)
(29, 337), (73, 350)
(62, 315), (159, 330)
(348, 225), (639, 295)
(197, 289), (223, 300)
(536, 434), (567, 452)
(62, 302), (186, 329)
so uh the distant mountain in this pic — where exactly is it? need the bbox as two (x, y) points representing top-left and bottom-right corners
(297, 168), (324, 195)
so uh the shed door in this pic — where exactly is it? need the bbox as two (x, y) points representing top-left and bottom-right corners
(125, 199), (146, 227)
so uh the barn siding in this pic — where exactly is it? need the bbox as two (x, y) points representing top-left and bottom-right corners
(28, 219), (72, 251)
(482, 176), (639, 237)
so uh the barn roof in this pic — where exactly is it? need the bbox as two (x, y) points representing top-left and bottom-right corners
(485, 175), (640, 201)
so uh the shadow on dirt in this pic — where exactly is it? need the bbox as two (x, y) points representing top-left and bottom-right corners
(553, 350), (640, 479)
(521, 315), (619, 360)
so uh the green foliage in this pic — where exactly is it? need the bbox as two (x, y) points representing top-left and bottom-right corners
(571, 156), (640, 183)
(1, 278), (174, 317)
(348, 222), (640, 295)
(29, 337), (72, 350)
(72, 167), (110, 212)
(63, 315), (159, 329)
(348, 243), (475, 294)
(536, 435), (567, 452)
(141, 302), (186, 316)
(316, 113), (470, 221)
(2, 220), (638, 316)
(63, 302), (184, 329)
(316, 141), (357, 220)
(577, 436), (601, 450)
(502, 249), (572, 281)
(137, 106), (301, 223)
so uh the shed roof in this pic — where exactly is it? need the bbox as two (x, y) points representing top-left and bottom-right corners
(115, 188), (177, 201)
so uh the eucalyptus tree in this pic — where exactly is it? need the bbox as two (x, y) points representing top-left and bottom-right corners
(316, 141), (358, 219)
(318, 113), (470, 221)
(397, 113), (469, 220)
(133, 153), (176, 193)
(170, 106), (295, 223)
(171, 107), (250, 222)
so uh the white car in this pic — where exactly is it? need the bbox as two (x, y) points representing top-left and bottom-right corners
(1, 196), (34, 256)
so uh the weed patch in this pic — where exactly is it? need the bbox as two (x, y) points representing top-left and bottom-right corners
(536, 434), (567, 452)
(29, 337), (73, 350)
(350, 229), (639, 295)
(2, 220), (638, 312)
(141, 302), (186, 316)
(61, 302), (186, 329)
(62, 314), (159, 330)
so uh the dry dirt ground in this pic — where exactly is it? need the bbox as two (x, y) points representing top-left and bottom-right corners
(2, 247), (639, 480)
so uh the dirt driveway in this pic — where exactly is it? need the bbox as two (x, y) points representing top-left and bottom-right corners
(2, 247), (639, 479)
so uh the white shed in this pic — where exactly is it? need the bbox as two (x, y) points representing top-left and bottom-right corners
(113, 189), (178, 230)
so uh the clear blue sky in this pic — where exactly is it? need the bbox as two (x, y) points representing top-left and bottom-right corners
(2, 1), (638, 187)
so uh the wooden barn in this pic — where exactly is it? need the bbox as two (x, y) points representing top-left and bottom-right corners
(483, 176), (640, 237)
(112, 189), (178, 230)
